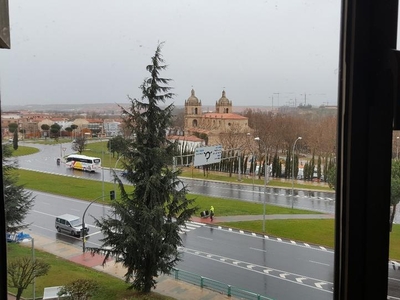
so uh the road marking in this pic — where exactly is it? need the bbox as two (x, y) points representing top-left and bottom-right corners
(189, 221), (204, 226)
(315, 282), (327, 289)
(247, 264), (254, 269)
(309, 260), (330, 267)
(249, 247), (267, 253)
(211, 225), (334, 253)
(280, 273), (289, 279)
(389, 277), (400, 282)
(181, 246), (334, 293)
(196, 236), (213, 241)
(296, 277), (307, 283)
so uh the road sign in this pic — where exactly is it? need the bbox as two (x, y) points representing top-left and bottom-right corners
(194, 145), (222, 167)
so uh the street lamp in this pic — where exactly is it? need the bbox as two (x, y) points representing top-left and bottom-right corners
(112, 156), (123, 199)
(255, 137), (269, 232)
(291, 137), (302, 209)
(82, 195), (105, 252)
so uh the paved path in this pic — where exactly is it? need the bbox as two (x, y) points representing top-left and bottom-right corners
(8, 214), (329, 300)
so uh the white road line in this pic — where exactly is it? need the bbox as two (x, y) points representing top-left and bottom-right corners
(189, 221), (204, 226)
(249, 247), (267, 253)
(315, 282), (327, 289)
(197, 236), (213, 241)
(309, 260), (330, 267)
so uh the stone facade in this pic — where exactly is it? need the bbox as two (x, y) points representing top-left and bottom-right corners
(184, 89), (251, 145)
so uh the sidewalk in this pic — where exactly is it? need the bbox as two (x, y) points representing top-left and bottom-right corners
(9, 214), (330, 300)
(11, 231), (233, 300)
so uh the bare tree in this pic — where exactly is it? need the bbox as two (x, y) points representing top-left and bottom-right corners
(7, 257), (50, 300)
(71, 136), (87, 154)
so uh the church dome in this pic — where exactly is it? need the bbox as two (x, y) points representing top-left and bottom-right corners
(217, 90), (231, 106)
(186, 89), (201, 105)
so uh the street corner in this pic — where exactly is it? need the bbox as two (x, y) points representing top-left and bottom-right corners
(69, 252), (110, 268)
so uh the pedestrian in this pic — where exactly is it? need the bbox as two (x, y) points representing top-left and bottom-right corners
(210, 205), (215, 221)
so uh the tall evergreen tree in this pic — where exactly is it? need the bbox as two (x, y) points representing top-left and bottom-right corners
(317, 155), (322, 180)
(87, 43), (197, 293)
(3, 145), (34, 232)
(285, 148), (291, 179)
(13, 130), (18, 150)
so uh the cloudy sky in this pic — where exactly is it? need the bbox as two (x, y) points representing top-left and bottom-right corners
(0, 0), (341, 108)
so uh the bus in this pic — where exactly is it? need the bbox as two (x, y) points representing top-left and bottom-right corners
(65, 154), (101, 172)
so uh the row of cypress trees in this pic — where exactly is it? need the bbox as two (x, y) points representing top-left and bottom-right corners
(178, 146), (336, 182)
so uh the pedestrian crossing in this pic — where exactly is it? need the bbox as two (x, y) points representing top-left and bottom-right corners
(179, 221), (206, 234)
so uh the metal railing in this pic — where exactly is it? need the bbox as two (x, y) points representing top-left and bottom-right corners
(170, 268), (274, 300)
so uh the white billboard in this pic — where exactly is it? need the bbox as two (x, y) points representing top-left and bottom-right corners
(194, 145), (223, 167)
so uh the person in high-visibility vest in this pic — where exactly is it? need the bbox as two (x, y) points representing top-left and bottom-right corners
(210, 206), (215, 221)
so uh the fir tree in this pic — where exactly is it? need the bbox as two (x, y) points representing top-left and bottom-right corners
(87, 43), (197, 293)
(3, 144), (34, 232)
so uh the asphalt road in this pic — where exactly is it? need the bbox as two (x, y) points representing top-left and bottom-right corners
(16, 143), (400, 299)
(25, 190), (400, 300)
(27, 191), (334, 299)
(17, 142), (337, 215)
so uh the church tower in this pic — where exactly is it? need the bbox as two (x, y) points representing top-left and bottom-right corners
(215, 90), (232, 113)
(184, 89), (202, 129)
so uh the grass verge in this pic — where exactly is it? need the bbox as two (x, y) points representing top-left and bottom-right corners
(7, 243), (173, 300)
(15, 169), (318, 216)
(11, 145), (40, 156)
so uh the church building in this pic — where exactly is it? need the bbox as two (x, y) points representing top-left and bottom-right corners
(184, 89), (251, 145)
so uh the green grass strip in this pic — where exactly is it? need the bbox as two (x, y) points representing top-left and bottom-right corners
(7, 243), (172, 300)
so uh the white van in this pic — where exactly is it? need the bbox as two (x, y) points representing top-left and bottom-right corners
(55, 214), (88, 236)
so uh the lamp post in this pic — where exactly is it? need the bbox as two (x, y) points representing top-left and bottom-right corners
(397, 136), (399, 159)
(255, 137), (268, 232)
(31, 237), (35, 300)
(291, 137), (302, 209)
(82, 195), (105, 252)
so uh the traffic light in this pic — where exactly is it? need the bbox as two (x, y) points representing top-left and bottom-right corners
(110, 190), (115, 200)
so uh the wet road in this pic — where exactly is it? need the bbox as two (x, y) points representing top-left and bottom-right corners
(17, 142), (337, 215)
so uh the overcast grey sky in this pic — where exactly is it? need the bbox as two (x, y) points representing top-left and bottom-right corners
(0, 0), (342, 108)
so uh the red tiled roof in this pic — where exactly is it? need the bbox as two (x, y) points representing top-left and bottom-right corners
(202, 113), (247, 120)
